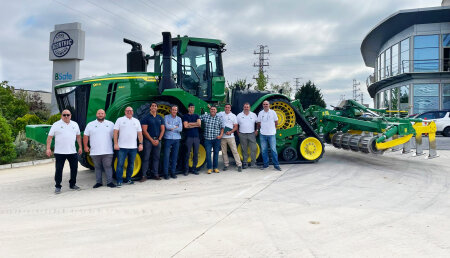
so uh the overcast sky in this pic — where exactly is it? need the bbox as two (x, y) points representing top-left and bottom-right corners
(0, 0), (442, 107)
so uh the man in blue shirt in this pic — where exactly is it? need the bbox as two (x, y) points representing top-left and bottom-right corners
(140, 102), (165, 182)
(183, 103), (201, 175)
(163, 105), (182, 179)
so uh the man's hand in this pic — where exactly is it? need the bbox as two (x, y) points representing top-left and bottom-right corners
(138, 144), (143, 152)
(217, 135), (222, 140)
(152, 139), (159, 146)
(46, 149), (52, 157)
(78, 147), (82, 155)
(255, 130), (259, 136)
(84, 146), (90, 153)
(114, 144), (120, 151)
(226, 131), (232, 135)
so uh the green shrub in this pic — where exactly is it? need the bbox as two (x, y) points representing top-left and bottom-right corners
(14, 131), (28, 157)
(13, 114), (42, 136)
(47, 113), (61, 125)
(0, 114), (16, 164)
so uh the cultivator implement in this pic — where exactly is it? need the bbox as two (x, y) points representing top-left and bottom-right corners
(304, 99), (438, 159)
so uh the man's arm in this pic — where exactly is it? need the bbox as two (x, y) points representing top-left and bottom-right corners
(113, 129), (120, 150)
(46, 136), (53, 157)
(227, 124), (238, 135)
(183, 121), (191, 128)
(217, 128), (224, 139)
(137, 132), (143, 152)
(141, 125), (153, 142)
(159, 124), (165, 140)
(83, 135), (90, 153)
(174, 118), (183, 132)
(76, 135), (82, 154)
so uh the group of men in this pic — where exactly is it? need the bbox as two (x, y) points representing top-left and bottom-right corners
(46, 100), (281, 194)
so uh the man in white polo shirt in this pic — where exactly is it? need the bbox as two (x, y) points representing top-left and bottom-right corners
(257, 100), (281, 171)
(237, 102), (258, 169)
(46, 109), (82, 194)
(217, 104), (242, 172)
(113, 106), (143, 186)
(83, 109), (116, 188)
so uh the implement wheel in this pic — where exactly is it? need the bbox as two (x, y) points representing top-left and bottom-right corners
(237, 143), (261, 163)
(269, 99), (296, 130)
(189, 144), (206, 169)
(78, 152), (94, 170)
(113, 153), (142, 178)
(299, 137), (323, 161)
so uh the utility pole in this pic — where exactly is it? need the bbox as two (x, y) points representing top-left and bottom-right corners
(294, 77), (302, 92)
(352, 79), (363, 104)
(253, 45), (270, 80)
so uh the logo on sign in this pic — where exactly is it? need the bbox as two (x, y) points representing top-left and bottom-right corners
(52, 31), (73, 57)
(55, 72), (73, 81)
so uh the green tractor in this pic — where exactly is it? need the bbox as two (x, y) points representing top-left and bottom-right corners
(26, 32), (325, 179)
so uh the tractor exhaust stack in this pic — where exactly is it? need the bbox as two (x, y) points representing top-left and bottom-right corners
(160, 31), (176, 94)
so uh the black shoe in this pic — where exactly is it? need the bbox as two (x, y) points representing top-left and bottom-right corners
(193, 170), (199, 175)
(93, 183), (103, 188)
(107, 183), (117, 188)
(153, 176), (162, 180)
(164, 175), (170, 180)
(183, 170), (189, 176)
(260, 165), (268, 170)
(170, 174), (177, 179)
(70, 185), (81, 190)
(242, 163), (248, 169)
(55, 187), (61, 194)
(274, 166), (282, 171)
(126, 180), (134, 185)
(238, 166), (242, 172)
(223, 166), (228, 171)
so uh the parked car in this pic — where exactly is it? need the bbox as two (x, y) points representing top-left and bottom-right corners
(413, 110), (450, 137)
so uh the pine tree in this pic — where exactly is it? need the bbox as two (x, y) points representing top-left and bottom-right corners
(294, 80), (326, 110)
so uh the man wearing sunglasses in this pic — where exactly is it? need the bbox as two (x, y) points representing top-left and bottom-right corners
(256, 100), (281, 171)
(47, 110), (82, 194)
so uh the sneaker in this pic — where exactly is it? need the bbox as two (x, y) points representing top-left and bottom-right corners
(242, 163), (248, 169)
(93, 183), (103, 188)
(70, 185), (81, 190)
(193, 170), (199, 175)
(164, 175), (170, 180)
(153, 176), (162, 180)
(55, 187), (61, 194)
(238, 166), (242, 172)
(117, 182), (122, 187)
(274, 166), (282, 171)
(107, 183), (117, 188)
(214, 168), (220, 173)
(126, 180), (134, 185)
(139, 177), (147, 183)
(260, 165), (268, 170)
(223, 166), (228, 171)
(183, 171), (189, 176)
(207, 169), (212, 174)
(251, 163), (256, 167)
(170, 174), (177, 179)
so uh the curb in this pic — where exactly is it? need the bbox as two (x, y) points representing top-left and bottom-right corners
(0, 158), (55, 170)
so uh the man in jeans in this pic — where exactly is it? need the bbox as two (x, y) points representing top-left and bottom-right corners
(257, 100), (281, 171)
(217, 104), (242, 172)
(113, 107), (144, 186)
(163, 105), (182, 179)
(46, 109), (82, 194)
(183, 103), (201, 175)
(237, 102), (258, 169)
(200, 106), (223, 174)
(140, 102), (165, 181)
(83, 109), (116, 188)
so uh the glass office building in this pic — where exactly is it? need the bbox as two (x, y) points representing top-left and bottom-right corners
(361, 5), (450, 114)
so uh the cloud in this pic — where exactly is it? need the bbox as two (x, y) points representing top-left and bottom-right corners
(0, 0), (443, 108)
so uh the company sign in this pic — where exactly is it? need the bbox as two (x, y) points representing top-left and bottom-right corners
(52, 32), (74, 57)
(54, 72), (73, 81)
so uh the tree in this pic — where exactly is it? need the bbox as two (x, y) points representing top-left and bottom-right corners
(255, 71), (268, 91)
(0, 113), (16, 164)
(13, 114), (43, 137)
(294, 80), (326, 110)
(227, 79), (254, 91)
(26, 91), (50, 121)
(0, 81), (29, 122)
(271, 81), (293, 97)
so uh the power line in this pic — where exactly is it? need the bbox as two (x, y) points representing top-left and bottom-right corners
(294, 77), (302, 91)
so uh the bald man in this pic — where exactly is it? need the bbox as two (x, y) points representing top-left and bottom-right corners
(47, 109), (82, 194)
(83, 109), (116, 188)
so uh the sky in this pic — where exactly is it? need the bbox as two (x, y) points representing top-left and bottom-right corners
(0, 0), (443, 108)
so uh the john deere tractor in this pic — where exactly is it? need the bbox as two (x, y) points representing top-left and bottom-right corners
(26, 32), (437, 179)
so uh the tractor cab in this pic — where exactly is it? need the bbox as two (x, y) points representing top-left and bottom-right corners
(152, 33), (226, 102)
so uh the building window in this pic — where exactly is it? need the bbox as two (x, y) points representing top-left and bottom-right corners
(385, 48), (391, 77)
(391, 43), (399, 76)
(383, 90), (389, 109)
(377, 56), (381, 81)
(400, 38), (409, 73)
(399, 85), (409, 113)
(443, 34), (450, 71)
(376, 92), (381, 108)
(391, 87), (399, 110)
(381, 52), (386, 79)
(443, 84), (450, 109)
(413, 84), (439, 114)
(413, 35), (439, 72)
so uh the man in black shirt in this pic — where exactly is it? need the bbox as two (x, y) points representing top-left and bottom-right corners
(182, 103), (201, 175)
(140, 102), (165, 181)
